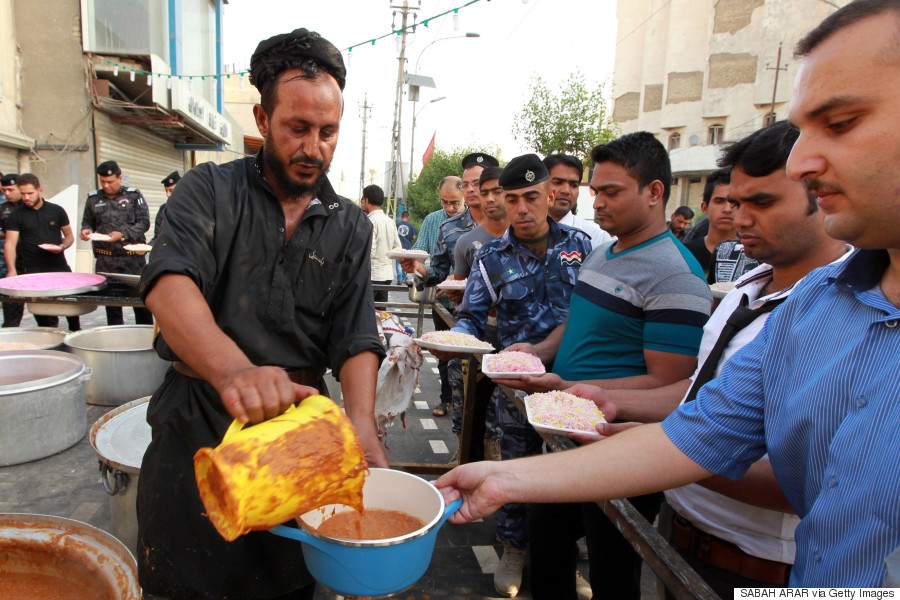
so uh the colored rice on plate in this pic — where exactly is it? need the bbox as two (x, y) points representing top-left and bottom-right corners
(524, 391), (605, 433)
(418, 331), (493, 349)
(483, 351), (545, 374)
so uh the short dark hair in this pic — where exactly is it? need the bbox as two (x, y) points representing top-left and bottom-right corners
(16, 173), (41, 188)
(479, 166), (503, 186)
(672, 205), (694, 220)
(795, 0), (900, 57)
(401, 210), (410, 219)
(719, 121), (817, 214)
(362, 184), (385, 206)
(591, 132), (672, 204)
(543, 154), (584, 176)
(702, 169), (731, 205)
(718, 121), (798, 177)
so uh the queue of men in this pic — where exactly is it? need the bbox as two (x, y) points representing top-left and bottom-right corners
(436, 1), (898, 596)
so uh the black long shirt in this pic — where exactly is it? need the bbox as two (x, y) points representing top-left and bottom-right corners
(5, 200), (71, 272)
(140, 154), (384, 375)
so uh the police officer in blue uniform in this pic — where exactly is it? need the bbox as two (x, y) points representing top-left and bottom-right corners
(80, 160), (153, 325)
(448, 153), (593, 596)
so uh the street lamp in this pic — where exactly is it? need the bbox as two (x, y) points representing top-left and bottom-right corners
(408, 96), (446, 184)
(407, 32), (479, 189)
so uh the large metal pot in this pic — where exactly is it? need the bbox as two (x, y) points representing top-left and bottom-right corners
(65, 325), (170, 406)
(0, 327), (68, 350)
(0, 350), (90, 467)
(90, 396), (151, 553)
(0, 513), (140, 599)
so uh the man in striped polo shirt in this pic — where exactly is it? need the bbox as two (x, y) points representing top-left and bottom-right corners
(505, 132), (712, 599)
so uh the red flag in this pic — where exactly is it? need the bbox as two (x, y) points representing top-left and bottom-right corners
(421, 132), (436, 166)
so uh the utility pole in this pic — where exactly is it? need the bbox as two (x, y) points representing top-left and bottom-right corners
(387, 1), (416, 216)
(766, 42), (788, 121)
(359, 94), (371, 199)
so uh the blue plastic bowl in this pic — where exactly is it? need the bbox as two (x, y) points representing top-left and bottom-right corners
(271, 468), (462, 598)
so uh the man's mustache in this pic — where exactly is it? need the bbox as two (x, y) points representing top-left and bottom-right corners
(805, 178), (843, 196)
(290, 155), (324, 167)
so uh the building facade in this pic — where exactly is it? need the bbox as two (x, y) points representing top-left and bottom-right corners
(2, 0), (243, 271)
(611, 0), (846, 211)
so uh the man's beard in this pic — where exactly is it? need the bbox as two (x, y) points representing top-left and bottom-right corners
(264, 144), (330, 201)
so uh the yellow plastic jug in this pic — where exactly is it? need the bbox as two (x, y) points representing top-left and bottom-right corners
(194, 395), (368, 542)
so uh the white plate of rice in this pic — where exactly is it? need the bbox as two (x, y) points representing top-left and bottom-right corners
(481, 351), (546, 379)
(524, 391), (606, 435)
(414, 331), (494, 354)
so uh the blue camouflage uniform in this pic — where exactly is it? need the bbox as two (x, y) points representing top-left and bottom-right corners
(454, 218), (592, 549)
(413, 209), (477, 437)
(419, 209), (475, 286)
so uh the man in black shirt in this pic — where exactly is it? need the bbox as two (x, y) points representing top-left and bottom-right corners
(3, 173), (80, 329)
(684, 168), (735, 279)
(137, 28), (387, 600)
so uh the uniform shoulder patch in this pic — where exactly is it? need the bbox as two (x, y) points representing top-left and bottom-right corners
(126, 187), (139, 192)
(88, 190), (99, 197)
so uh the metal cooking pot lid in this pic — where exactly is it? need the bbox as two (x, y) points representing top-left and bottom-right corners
(0, 273), (107, 297)
(92, 399), (151, 471)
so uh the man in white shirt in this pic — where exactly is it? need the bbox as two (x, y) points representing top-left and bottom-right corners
(543, 153), (613, 248)
(361, 184), (401, 303)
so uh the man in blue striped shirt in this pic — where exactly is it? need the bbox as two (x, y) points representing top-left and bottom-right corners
(436, 0), (900, 588)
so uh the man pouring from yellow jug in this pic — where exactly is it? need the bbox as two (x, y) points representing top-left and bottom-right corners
(137, 28), (388, 600)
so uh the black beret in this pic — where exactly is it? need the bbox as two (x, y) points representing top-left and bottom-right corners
(97, 161), (121, 177)
(0, 174), (18, 186)
(499, 154), (549, 190)
(161, 171), (181, 186)
(250, 28), (346, 92)
(461, 152), (500, 170)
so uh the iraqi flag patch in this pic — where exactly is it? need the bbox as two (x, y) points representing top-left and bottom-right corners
(560, 251), (583, 266)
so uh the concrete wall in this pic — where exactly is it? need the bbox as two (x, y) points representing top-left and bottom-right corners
(612, 0), (851, 175)
(15, 0), (96, 203)
(0, 0), (33, 171)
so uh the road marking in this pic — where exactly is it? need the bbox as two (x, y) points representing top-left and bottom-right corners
(425, 356), (437, 364)
(472, 545), (501, 574)
(414, 401), (429, 410)
(415, 387), (422, 393)
(420, 418), (437, 430)
(429, 440), (449, 454)
(431, 367), (440, 374)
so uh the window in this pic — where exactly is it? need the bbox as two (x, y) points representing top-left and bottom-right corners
(763, 111), (777, 127)
(668, 132), (681, 150)
(707, 124), (724, 145)
(84, 0), (168, 60)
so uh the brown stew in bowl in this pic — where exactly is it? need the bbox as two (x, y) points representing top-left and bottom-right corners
(314, 508), (425, 541)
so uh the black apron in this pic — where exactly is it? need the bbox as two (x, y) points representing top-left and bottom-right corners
(136, 369), (328, 599)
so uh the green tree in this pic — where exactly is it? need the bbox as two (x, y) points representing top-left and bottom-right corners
(406, 145), (500, 223)
(513, 71), (618, 165)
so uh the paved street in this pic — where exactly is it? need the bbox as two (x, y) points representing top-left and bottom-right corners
(0, 290), (661, 599)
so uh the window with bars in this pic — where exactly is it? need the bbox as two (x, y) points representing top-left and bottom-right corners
(668, 132), (681, 150)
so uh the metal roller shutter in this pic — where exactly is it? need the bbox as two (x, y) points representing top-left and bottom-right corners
(0, 147), (19, 175)
(94, 112), (187, 237)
